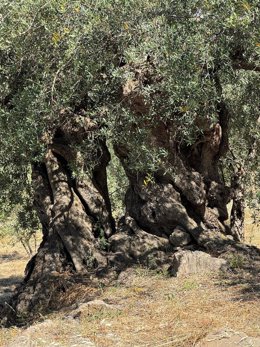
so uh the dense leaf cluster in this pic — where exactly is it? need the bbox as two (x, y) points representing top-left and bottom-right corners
(0, 0), (259, 223)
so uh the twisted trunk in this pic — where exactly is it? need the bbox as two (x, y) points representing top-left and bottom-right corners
(115, 64), (232, 254)
(9, 115), (114, 318)
(230, 167), (245, 241)
(116, 143), (231, 252)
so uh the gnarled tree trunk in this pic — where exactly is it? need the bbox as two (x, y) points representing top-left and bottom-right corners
(230, 168), (245, 241)
(9, 113), (114, 319)
(114, 63), (232, 256)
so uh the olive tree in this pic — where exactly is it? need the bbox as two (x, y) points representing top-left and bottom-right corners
(0, 0), (259, 318)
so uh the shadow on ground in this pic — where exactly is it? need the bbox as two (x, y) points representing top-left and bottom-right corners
(0, 252), (23, 263)
(215, 241), (260, 302)
(0, 276), (24, 306)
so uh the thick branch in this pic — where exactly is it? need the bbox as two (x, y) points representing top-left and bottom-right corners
(233, 60), (260, 73)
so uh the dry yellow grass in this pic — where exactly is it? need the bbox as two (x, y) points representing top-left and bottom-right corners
(1, 269), (259, 347)
(73, 272), (259, 347)
(0, 237), (30, 346)
(0, 212), (259, 347)
(244, 209), (260, 247)
(0, 238), (29, 296)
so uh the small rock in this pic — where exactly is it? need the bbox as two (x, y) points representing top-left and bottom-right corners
(65, 300), (120, 319)
(100, 319), (112, 327)
(168, 250), (227, 277)
(117, 268), (136, 286)
(196, 328), (260, 347)
(169, 226), (192, 247)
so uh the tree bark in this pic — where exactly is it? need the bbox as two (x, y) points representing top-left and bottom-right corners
(114, 63), (232, 252)
(230, 169), (245, 241)
(230, 167), (245, 241)
(9, 114), (114, 319)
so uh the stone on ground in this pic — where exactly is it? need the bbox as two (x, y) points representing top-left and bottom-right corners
(196, 329), (260, 347)
(65, 299), (121, 319)
(168, 250), (227, 277)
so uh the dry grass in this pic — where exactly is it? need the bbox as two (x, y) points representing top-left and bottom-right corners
(1, 269), (259, 347)
(0, 236), (30, 300)
(74, 270), (260, 347)
(0, 211), (259, 347)
(0, 237), (30, 346)
(244, 209), (260, 247)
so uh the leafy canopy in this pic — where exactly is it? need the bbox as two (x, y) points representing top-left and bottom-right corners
(0, 0), (259, 210)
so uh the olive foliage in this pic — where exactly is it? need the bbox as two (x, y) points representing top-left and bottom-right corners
(0, 0), (259, 221)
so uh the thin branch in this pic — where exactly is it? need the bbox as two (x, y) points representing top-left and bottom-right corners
(233, 60), (260, 73)
(51, 66), (63, 104)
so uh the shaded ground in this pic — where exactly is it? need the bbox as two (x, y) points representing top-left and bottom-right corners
(0, 253), (23, 263)
(0, 213), (259, 347)
(0, 240), (30, 310)
(0, 276), (23, 307)
(0, 255), (259, 347)
(1, 268), (260, 346)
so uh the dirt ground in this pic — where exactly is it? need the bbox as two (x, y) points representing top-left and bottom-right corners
(0, 210), (259, 347)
